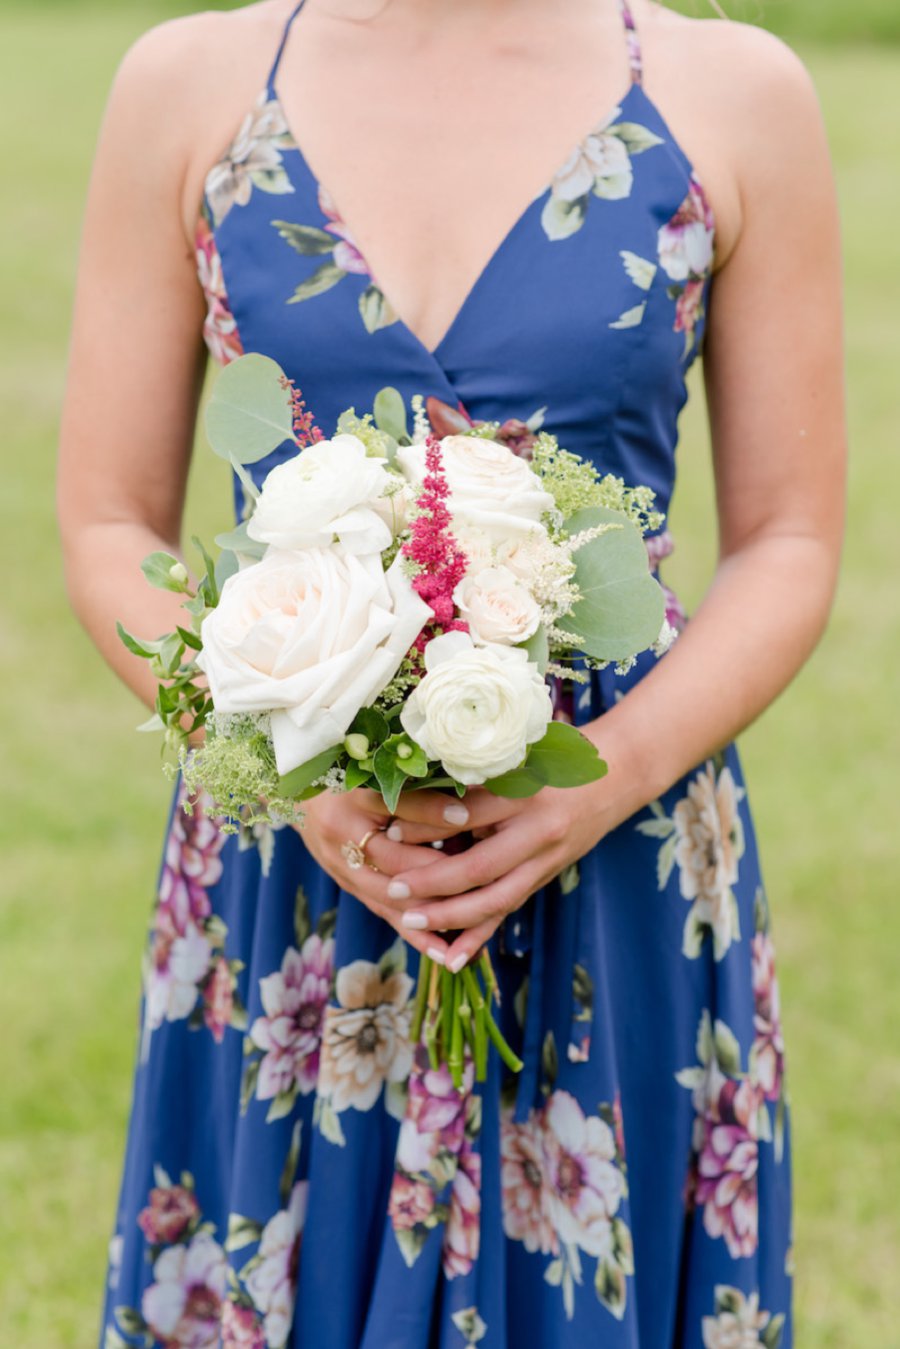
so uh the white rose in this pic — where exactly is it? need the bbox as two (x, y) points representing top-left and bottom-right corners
(400, 631), (551, 785)
(397, 434), (554, 544)
(451, 524), (496, 576)
(197, 548), (431, 774)
(495, 530), (570, 587)
(246, 434), (393, 555)
(453, 565), (541, 646)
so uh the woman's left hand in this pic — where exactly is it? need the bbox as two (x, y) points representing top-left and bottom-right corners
(362, 779), (613, 972)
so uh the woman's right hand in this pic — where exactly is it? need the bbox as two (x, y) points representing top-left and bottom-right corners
(294, 789), (463, 963)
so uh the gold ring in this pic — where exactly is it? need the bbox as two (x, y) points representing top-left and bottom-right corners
(340, 827), (380, 871)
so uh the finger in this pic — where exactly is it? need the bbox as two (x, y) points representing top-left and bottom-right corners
(382, 819), (464, 846)
(364, 832), (449, 874)
(444, 918), (502, 971)
(344, 876), (450, 963)
(399, 862), (542, 944)
(386, 832), (519, 903)
(358, 788), (473, 831)
(450, 788), (531, 831)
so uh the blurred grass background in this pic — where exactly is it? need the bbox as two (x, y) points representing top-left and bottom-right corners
(0, 2), (897, 1346)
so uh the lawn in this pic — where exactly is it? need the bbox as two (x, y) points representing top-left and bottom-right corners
(0, 6), (898, 1347)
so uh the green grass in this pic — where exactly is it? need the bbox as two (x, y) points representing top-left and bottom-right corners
(1, 7), (898, 1347)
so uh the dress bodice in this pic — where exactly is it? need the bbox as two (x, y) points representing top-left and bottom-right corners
(194, 0), (715, 529)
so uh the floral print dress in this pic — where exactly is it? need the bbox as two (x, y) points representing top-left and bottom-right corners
(100, 2), (793, 1346)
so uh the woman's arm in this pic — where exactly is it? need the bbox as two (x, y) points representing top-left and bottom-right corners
(373, 29), (848, 969)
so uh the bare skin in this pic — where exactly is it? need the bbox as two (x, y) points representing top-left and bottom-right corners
(57, 0), (846, 971)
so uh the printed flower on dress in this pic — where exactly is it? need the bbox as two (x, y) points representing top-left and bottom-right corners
(271, 184), (399, 333)
(314, 937), (414, 1144)
(500, 1065), (633, 1323)
(657, 175), (715, 356)
(542, 108), (663, 241)
(388, 1043), (482, 1277)
(241, 888), (336, 1123)
(451, 1306), (488, 1349)
(750, 888), (788, 1161)
(143, 785), (247, 1053)
(677, 1011), (769, 1260)
(702, 1285), (786, 1349)
(204, 91), (295, 226)
(141, 1231), (228, 1349)
(221, 1299), (266, 1349)
(195, 212), (245, 366)
(636, 757), (746, 961)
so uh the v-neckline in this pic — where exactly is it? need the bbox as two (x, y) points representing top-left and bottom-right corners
(268, 77), (643, 361)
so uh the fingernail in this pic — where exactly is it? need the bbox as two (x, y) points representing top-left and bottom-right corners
(402, 912), (428, 930)
(443, 803), (469, 826)
(387, 880), (411, 901)
(430, 839), (444, 850)
(427, 947), (446, 966)
(448, 952), (469, 973)
(386, 823), (403, 842)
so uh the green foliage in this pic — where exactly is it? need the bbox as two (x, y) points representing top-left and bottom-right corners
(486, 722), (608, 797)
(561, 507), (666, 660)
(531, 433), (664, 532)
(182, 723), (299, 828)
(204, 352), (296, 464)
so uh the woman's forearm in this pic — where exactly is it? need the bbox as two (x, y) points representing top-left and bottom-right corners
(584, 530), (841, 828)
(61, 520), (196, 713)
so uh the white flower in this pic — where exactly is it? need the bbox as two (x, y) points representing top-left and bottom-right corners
(141, 1232), (226, 1348)
(552, 125), (633, 202)
(245, 1182), (308, 1348)
(246, 434), (393, 555)
(197, 548), (431, 775)
(397, 435), (554, 544)
(453, 565), (541, 646)
(451, 524), (496, 576)
(400, 631), (551, 785)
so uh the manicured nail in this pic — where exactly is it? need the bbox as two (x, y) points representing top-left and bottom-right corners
(387, 879), (411, 901)
(386, 823), (403, 842)
(448, 952), (469, 973)
(427, 947), (446, 966)
(443, 803), (469, 826)
(430, 839), (444, 850)
(402, 911), (428, 930)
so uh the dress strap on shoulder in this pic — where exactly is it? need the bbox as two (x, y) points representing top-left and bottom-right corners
(618, 0), (644, 86)
(265, 0), (308, 95)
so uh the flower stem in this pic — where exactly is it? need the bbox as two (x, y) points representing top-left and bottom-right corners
(441, 966), (454, 1057)
(410, 954), (431, 1044)
(462, 966), (488, 1082)
(485, 1005), (524, 1074)
(448, 974), (464, 1089)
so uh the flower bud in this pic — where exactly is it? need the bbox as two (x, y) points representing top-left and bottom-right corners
(396, 742), (413, 760)
(169, 562), (190, 588)
(344, 733), (370, 761)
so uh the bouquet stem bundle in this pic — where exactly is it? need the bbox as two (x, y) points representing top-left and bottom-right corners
(409, 949), (523, 1087)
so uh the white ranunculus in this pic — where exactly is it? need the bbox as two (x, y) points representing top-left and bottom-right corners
(397, 435), (554, 544)
(196, 548), (431, 774)
(400, 631), (551, 785)
(246, 434), (393, 555)
(453, 565), (541, 646)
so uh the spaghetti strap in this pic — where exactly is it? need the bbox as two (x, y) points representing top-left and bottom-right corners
(619, 0), (644, 85)
(265, 0), (309, 96)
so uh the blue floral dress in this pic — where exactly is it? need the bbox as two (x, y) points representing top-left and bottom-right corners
(101, 2), (793, 1346)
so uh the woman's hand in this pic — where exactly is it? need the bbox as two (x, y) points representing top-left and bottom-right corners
(295, 788), (473, 964)
(362, 778), (618, 973)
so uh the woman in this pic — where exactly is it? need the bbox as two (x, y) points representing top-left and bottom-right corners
(57, 0), (845, 1344)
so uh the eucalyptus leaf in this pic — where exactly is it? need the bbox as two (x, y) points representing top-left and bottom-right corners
(214, 549), (240, 593)
(562, 505), (665, 660)
(140, 551), (189, 592)
(373, 387), (408, 442)
(204, 353), (295, 464)
(277, 745), (342, 798)
(214, 521), (267, 561)
(519, 623), (549, 674)
(116, 621), (168, 659)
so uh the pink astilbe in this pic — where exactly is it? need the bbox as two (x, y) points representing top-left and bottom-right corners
(401, 435), (468, 635)
(278, 375), (324, 446)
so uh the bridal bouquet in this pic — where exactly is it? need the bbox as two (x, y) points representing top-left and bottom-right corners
(120, 353), (671, 1085)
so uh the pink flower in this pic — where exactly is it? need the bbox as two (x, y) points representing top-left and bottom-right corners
(388, 1174), (436, 1231)
(692, 1074), (760, 1259)
(142, 1232), (226, 1349)
(167, 789), (226, 901)
(495, 418), (538, 459)
(394, 1045), (472, 1174)
(202, 957), (235, 1044)
(195, 216), (244, 366)
(752, 932), (785, 1101)
(442, 1143), (481, 1279)
(138, 1184), (199, 1247)
(221, 1300), (265, 1349)
(250, 935), (334, 1100)
(244, 1183), (307, 1349)
(658, 177), (715, 283)
(541, 1090), (625, 1258)
(146, 907), (214, 1031)
(674, 278), (705, 335)
(401, 435), (469, 634)
(500, 1112), (558, 1255)
(318, 185), (369, 275)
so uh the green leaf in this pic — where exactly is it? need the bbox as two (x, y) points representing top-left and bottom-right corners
(561, 506), (665, 660)
(540, 193), (588, 241)
(541, 1029), (558, 1089)
(525, 721), (608, 786)
(204, 352), (295, 464)
(266, 1081), (299, 1122)
(594, 1255), (628, 1319)
(344, 760), (374, 791)
(214, 521), (267, 561)
(225, 1214), (264, 1253)
(373, 744), (407, 813)
(520, 623), (550, 674)
(271, 220), (338, 255)
(136, 712), (166, 733)
(288, 260), (346, 303)
(294, 885), (311, 949)
(763, 1313), (786, 1349)
(276, 745), (342, 798)
(349, 706), (390, 745)
(278, 1120), (303, 1207)
(359, 284), (396, 332)
(713, 1019), (742, 1076)
(609, 302), (647, 330)
(176, 625), (203, 652)
(214, 550), (240, 593)
(482, 766), (545, 798)
(373, 387), (408, 442)
(114, 1307), (149, 1336)
(140, 551), (189, 592)
(608, 121), (664, 154)
(393, 1224), (428, 1269)
(116, 621), (168, 660)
